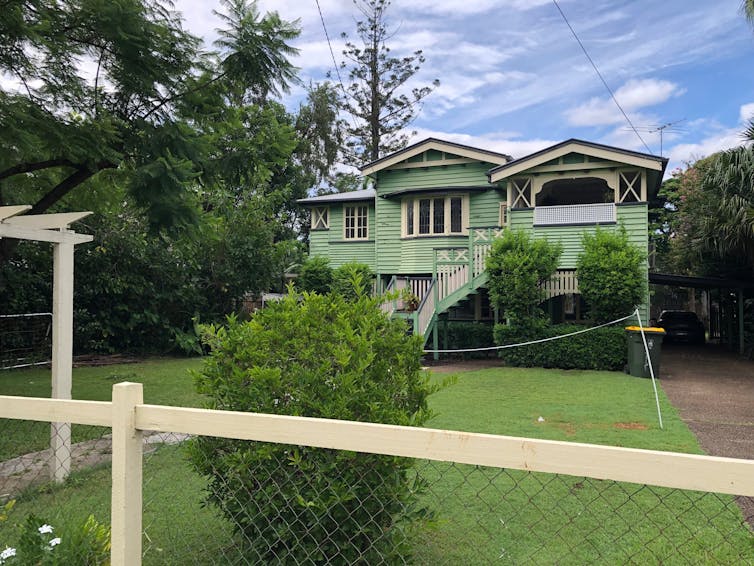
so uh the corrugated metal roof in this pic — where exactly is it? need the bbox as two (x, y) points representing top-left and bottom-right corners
(297, 188), (376, 204)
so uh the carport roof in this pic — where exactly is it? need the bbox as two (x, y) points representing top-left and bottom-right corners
(649, 272), (753, 290)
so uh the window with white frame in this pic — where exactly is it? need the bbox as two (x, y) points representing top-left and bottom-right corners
(403, 195), (467, 237)
(344, 205), (368, 239)
(311, 207), (329, 230)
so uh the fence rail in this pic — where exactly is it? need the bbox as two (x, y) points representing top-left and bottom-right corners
(2, 384), (754, 565)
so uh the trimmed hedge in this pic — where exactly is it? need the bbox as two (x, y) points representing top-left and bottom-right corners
(493, 323), (627, 371)
(443, 321), (495, 359)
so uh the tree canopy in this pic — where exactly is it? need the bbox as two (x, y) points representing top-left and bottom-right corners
(338, 0), (439, 165)
(0, 0), (299, 243)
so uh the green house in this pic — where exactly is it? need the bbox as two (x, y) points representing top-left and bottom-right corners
(299, 138), (667, 347)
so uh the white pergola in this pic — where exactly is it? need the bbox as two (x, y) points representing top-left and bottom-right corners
(0, 205), (93, 482)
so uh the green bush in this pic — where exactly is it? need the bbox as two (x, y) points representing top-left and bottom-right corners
(189, 291), (434, 563)
(486, 230), (561, 324)
(331, 261), (373, 301)
(494, 323), (627, 371)
(443, 321), (495, 359)
(296, 256), (333, 294)
(577, 227), (645, 323)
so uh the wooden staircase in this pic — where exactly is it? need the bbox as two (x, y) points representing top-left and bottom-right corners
(390, 227), (581, 355)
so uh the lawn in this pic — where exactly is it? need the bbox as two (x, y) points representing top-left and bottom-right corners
(0, 358), (204, 460)
(1, 360), (752, 564)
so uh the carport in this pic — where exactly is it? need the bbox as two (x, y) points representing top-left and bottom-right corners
(649, 273), (752, 355)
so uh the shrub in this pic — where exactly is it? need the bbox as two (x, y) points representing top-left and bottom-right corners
(577, 227), (645, 323)
(296, 256), (333, 294)
(494, 323), (627, 371)
(443, 321), (495, 359)
(331, 261), (374, 300)
(486, 230), (561, 324)
(189, 291), (434, 563)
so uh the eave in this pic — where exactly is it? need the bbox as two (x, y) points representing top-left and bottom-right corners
(488, 139), (668, 182)
(361, 138), (511, 177)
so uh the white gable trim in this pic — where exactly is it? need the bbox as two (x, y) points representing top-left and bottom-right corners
(489, 141), (664, 182)
(361, 139), (510, 176)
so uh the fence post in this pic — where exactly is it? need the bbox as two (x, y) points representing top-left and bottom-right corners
(50, 241), (74, 482)
(111, 382), (143, 566)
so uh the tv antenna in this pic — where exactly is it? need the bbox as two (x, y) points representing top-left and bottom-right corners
(624, 119), (686, 156)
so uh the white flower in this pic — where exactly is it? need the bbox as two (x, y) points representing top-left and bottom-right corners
(38, 524), (54, 534)
(1, 547), (16, 560)
(49, 538), (61, 547)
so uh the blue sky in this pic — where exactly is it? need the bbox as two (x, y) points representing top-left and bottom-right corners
(178, 0), (754, 176)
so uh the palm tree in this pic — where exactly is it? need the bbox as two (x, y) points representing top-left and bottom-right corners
(701, 146), (754, 272)
(743, 2), (754, 140)
(745, 0), (754, 24)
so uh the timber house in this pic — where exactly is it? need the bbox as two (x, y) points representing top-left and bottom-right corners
(298, 138), (668, 347)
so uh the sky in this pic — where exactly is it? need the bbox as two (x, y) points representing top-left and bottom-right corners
(178, 1), (754, 176)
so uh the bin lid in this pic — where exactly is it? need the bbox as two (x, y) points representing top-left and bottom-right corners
(625, 326), (666, 334)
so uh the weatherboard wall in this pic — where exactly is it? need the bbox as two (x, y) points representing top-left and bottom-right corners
(376, 161), (492, 193)
(373, 161), (503, 274)
(308, 203), (376, 270)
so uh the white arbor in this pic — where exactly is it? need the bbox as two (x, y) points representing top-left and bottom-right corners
(0, 205), (93, 481)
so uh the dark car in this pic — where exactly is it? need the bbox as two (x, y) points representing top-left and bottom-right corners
(657, 310), (706, 344)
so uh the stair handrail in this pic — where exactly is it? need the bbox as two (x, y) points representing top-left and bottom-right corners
(379, 275), (398, 315)
(414, 278), (437, 337)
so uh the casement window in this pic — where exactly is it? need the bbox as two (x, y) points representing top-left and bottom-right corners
(344, 205), (368, 240)
(311, 207), (329, 230)
(403, 195), (468, 237)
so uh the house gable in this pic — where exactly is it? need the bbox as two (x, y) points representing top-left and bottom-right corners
(361, 138), (510, 177)
(488, 139), (667, 199)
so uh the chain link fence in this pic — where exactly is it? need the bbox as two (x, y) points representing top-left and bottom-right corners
(1, 389), (752, 564)
(140, 432), (754, 565)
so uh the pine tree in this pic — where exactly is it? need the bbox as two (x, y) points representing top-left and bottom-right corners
(339, 0), (439, 165)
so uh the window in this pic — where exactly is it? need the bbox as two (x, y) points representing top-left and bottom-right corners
(344, 205), (368, 240)
(311, 207), (328, 230)
(419, 199), (431, 234)
(433, 198), (445, 233)
(451, 197), (463, 232)
(403, 195), (467, 237)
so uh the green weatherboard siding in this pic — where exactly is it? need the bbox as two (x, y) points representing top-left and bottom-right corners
(508, 203), (649, 318)
(376, 162), (492, 193)
(374, 161), (503, 273)
(308, 203), (376, 270)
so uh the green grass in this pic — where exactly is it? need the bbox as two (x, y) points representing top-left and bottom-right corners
(413, 367), (753, 564)
(0, 358), (203, 460)
(1, 360), (752, 564)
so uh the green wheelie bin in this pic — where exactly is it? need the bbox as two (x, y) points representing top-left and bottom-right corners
(625, 326), (666, 378)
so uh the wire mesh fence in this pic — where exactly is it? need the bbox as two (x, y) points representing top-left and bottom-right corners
(141, 432), (754, 565)
(0, 313), (52, 370)
(0, 418), (112, 564)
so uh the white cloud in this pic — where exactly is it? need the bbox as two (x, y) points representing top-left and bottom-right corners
(564, 79), (684, 127)
(401, 0), (551, 15)
(739, 102), (754, 123)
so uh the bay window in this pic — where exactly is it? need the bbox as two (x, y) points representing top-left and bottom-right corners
(403, 195), (467, 237)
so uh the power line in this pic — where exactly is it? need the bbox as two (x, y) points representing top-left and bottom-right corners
(552, 0), (653, 155)
(314, 0), (346, 93)
(313, 0), (361, 140)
